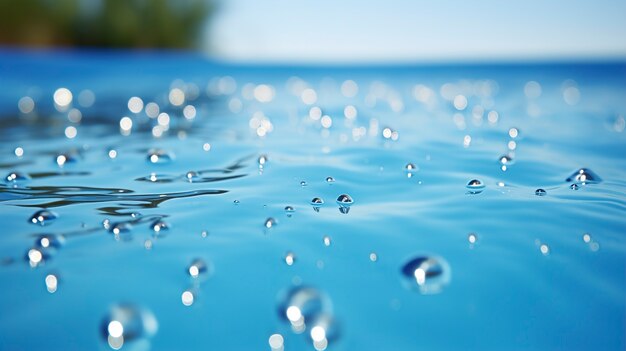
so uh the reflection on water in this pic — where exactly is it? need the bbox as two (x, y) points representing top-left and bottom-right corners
(0, 52), (625, 350)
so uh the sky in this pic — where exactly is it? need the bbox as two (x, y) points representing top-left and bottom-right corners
(206, 0), (626, 63)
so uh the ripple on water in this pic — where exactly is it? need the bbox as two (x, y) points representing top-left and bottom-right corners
(566, 168), (601, 184)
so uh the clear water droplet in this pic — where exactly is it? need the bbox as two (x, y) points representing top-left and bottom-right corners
(311, 197), (324, 205)
(55, 153), (77, 167)
(566, 168), (601, 184)
(29, 210), (59, 226)
(233, 199), (240, 204)
(325, 176), (335, 184)
(109, 222), (133, 235)
(401, 255), (451, 294)
(369, 252), (378, 262)
(4, 171), (30, 184)
(300, 180), (308, 187)
(278, 286), (327, 331)
(258, 154), (268, 166)
(540, 244), (550, 255)
(45, 274), (58, 293)
(151, 220), (170, 236)
(284, 206), (295, 217)
(336, 194), (353, 205)
(201, 230), (209, 238)
(185, 171), (200, 182)
(468, 233), (477, 244)
(268, 333), (284, 351)
(285, 252), (296, 266)
(35, 234), (65, 249)
(582, 233), (591, 243)
(499, 154), (514, 165)
(26, 248), (45, 267)
(187, 258), (208, 278)
(323, 236), (331, 247)
(570, 184), (580, 190)
(101, 304), (158, 349)
(466, 179), (485, 194)
(535, 188), (547, 196)
(146, 149), (173, 164)
(265, 217), (277, 229)
(181, 290), (195, 306)
(405, 163), (418, 172)
(508, 127), (520, 139)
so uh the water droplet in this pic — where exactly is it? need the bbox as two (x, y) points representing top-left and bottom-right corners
(535, 188), (547, 196)
(29, 210), (59, 226)
(185, 171), (200, 182)
(36, 234), (65, 249)
(151, 220), (170, 236)
(323, 236), (331, 247)
(102, 219), (111, 230)
(325, 176), (335, 183)
(369, 252), (378, 262)
(466, 179), (485, 194)
(187, 258), (208, 278)
(201, 230), (209, 238)
(336, 194), (353, 205)
(540, 244), (550, 255)
(279, 286), (327, 331)
(258, 154), (268, 166)
(499, 154), (514, 165)
(400, 255), (451, 294)
(233, 200), (240, 204)
(565, 168), (601, 184)
(26, 248), (45, 267)
(265, 217), (277, 229)
(570, 184), (580, 190)
(284, 206), (295, 217)
(311, 197), (324, 205)
(101, 304), (158, 349)
(309, 313), (339, 350)
(468, 233), (477, 244)
(55, 153), (77, 167)
(4, 171), (30, 184)
(147, 149), (173, 164)
(268, 333), (284, 351)
(405, 163), (418, 172)
(109, 222), (133, 235)
(582, 233), (591, 243)
(300, 180), (308, 187)
(144, 240), (153, 250)
(45, 274), (58, 293)
(508, 127), (520, 139)
(285, 252), (296, 266)
(181, 290), (195, 306)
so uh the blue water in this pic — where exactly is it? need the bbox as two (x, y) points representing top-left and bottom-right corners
(1, 50), (625, 351)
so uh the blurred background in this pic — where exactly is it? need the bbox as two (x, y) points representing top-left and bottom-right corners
(1, 0), (625, 63)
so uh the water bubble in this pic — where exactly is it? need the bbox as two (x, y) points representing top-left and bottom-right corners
(36, 234), (65, 249)
(323, 236), (331, 247)
(110, 222), (133, 235)
(29, 210), (59, 226)
(300, 181), (308, 187)
(55, 153), (77, 167)
(265, 217), (277, 229)
(268, 333), (284, 351)
(26, 248), (45, 267)
(309, 313), (339, 350)
(258, 154), (268, 166)
(582, 233), (592, 243)
(311, 197), (324, 205)
(185, 171), (200, 182)
(233, 200), (240, 204)
(540, 244), (550, 255)
(466, 179), (485, 194)
(4, 171), (30, 184)
(508, 127), (520, 139)
(499, 154), (513, 165)
(201, 230), (208, 238)
(468, 233), (477, 244)
(325, 176), (335, 183)
(284, 206), (295, 217)
(144, 240), (153, 250)
(45, 274), (58, 293)
(336, 194), (353, 205)
(101, 304), (158, 349)
(147, 149), (173, 164)
(565, 168), (601, 184)
(405, 163), (418, 172)
(181, 290), (195, 306)
(400, 255), (451, 294)
(570, 184), (580, 190)
(151, 220), (170, 236)
(535, 188), (547, 196)
(278, 286), (327, 331)
(285, 252), (296, 266)
(187, 259), (208, 278)
(369, 252), (378, 262)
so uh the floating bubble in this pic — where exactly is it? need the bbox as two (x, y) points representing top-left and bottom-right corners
(369, 252), (378, 262)
(325, 176), (335, 183)
(4, 171), (30, 184)
(570, 184), (580, 190)
(284, 206), (295, 217)
(535, 188), (547, 196)
(540, 244), (550, 255)
(508, 127), (520, 139)
(55, 153), (77, 167)
(278, 286), (327, 331)
(582, 233), (592, 243)
(466, 179), (485, 194)
(181, 290), (194, 306)
(268, 333), (284, 351)
(35, 234), (65, 249)
(29, 210), (59, 226)
(468, 233), (477, 244)
(565, 168), (601, 184)
(26, 248), (46, 267)
(265, 217), (277, 229)
(401, 255), (451, 294)
(147, 150), (173, 164)
(336, 194), (353, 205)
(101, 304), (158, 349)
(499, 155), (513, 165)
(300, 181), (307, 187)
(45, 274), (58, 293)
(185, 171), (200, 182)
(323, 236), (331, 247)
(110, 222), (133, 235)
(258, 154), (268, 166)
(285, 252), (296, 266)
(311, 197), (324, 205)
(308, 313), (339, 350)
(151, 220), (170, 235)
(405, 163), (418, 172)
(187, 259), (208, 278)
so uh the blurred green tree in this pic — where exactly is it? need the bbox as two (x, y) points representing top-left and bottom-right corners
(0, 0), (212, 49)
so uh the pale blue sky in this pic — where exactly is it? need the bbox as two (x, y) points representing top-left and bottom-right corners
(206, 0), (626, 62)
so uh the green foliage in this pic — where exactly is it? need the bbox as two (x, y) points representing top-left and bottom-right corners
(0, 0), (212, 48)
